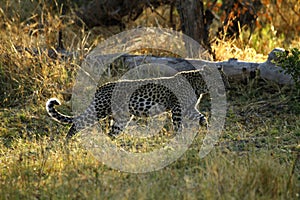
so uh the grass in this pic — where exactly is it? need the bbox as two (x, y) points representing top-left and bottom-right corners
(0, 1), (300, 199)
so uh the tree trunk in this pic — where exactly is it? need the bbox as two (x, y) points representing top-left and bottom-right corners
(176, 0), (211, 55)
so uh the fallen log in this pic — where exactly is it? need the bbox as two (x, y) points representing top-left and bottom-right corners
(19, 46), (294, 85)
(106, 48), (294, 85)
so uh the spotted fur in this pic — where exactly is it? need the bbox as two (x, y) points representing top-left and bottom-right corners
(46, 69), (210, 139)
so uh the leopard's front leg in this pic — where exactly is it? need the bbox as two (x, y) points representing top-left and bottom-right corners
(108, 114), (132, 139)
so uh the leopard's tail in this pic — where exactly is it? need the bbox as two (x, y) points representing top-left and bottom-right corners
(46, 98), (73, 124)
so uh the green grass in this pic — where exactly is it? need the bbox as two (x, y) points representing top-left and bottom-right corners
(0, 1), (300, 199)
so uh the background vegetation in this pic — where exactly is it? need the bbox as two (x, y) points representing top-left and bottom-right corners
(0, 0), (299, 199)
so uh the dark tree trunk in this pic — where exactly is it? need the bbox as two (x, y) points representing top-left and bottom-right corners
(176, 0), (211, 55)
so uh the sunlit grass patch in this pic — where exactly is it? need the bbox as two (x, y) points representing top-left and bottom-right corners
(0, 136), (298, 199)
(0, 1), (299, 199)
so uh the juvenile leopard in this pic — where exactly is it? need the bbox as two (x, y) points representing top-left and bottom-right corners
(46, 69), (209, 139)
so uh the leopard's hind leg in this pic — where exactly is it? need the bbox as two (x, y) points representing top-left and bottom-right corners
(171, 104), (183, 134)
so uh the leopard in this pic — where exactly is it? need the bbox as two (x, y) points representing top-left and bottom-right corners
(46, 69), (212, 140)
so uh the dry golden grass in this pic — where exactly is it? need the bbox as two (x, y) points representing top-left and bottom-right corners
(212, 37), (267, 62)
(0, 1), (299, 199)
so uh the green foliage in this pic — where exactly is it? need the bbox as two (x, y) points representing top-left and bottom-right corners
(249, 24), (285, 54)
(275, 48), (300, 88)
